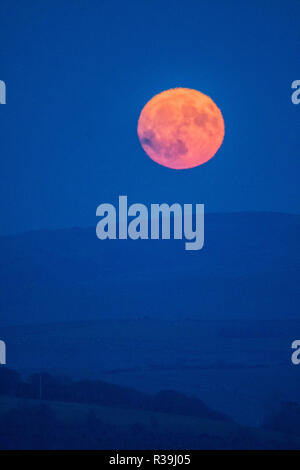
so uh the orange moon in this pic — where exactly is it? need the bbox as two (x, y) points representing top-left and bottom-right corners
(137, 87), (225, 169)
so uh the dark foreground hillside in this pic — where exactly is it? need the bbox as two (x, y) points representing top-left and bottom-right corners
(1, 369), (300, 450)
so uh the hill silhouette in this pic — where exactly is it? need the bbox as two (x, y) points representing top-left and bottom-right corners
(0, 367), (231, 423)
(2, 368), (300, 450)
(0, 212), (299, 325)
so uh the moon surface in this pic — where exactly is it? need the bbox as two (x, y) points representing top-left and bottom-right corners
(137, 87), (225, 169)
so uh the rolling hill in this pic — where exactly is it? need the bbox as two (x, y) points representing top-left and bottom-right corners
(0, 212), (299, 325)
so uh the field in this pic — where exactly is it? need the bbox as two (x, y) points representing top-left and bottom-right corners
(1, 394), (300, 450)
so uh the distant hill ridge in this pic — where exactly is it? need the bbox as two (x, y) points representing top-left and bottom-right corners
(0, 212), (299, 325)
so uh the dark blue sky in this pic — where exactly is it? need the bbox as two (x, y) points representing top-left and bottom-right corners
(0, 0), (299, 235)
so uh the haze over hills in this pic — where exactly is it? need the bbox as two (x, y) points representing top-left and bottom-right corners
(1, 212), (300, 425)
(0, 212), (299, 326)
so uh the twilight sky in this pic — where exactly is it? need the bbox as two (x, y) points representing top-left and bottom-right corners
(0, 0), (299, 235)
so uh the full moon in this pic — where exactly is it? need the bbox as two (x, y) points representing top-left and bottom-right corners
(137, 87), (225, 169)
